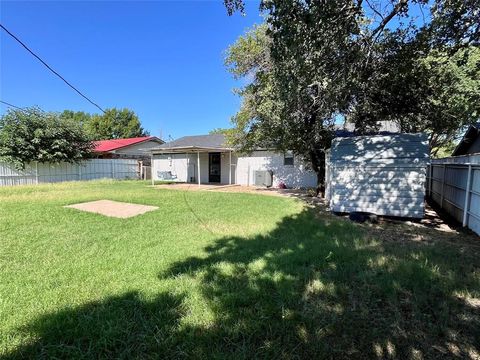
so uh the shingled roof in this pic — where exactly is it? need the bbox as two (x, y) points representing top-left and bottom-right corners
(153, 134), (230, 152)
(452, 123), (480, 156)
(152, 121), (401, 154)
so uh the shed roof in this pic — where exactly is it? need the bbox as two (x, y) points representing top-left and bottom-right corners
(333, 121), (400, 138)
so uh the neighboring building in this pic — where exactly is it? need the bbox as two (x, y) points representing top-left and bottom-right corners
(326, 133), (429, 218)
(452, 123), (480, 156)
(150, 134), (317, 188)
(94, 136), (164, 163)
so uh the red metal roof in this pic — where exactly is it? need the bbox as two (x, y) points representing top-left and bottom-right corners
(93, 136), (158, 153)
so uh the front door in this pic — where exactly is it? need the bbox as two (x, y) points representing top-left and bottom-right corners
(209, 152), (221, 183)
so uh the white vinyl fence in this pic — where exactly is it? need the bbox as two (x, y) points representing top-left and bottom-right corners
(0, 159), (139, 186)
(426, 154), (480, 236)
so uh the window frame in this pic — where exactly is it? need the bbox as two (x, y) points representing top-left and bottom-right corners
(284, 151), (294, 166)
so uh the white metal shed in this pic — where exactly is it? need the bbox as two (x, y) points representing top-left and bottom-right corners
(326, 133), (429, 218)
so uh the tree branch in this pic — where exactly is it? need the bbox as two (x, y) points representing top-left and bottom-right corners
(365, 0), (385, 22)
(371, 0), (409, 38)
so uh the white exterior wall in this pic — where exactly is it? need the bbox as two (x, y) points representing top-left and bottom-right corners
(196, 152), (234, 184)
(113, 140), (163, 156)
(152, 150), (316, 187)
(235, 150), (317, 188)
(199, 153), (209, 183)
(328, 133), (429, 218)
(152, 154), (190, 182)
(152, 153), (219, 183)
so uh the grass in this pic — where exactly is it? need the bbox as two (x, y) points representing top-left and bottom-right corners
(0, 180), (479, 359)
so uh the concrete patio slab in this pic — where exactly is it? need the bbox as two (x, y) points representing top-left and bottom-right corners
(65, 200), (158, 218)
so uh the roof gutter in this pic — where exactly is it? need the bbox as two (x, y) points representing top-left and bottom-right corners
(150, 146), (234, 154)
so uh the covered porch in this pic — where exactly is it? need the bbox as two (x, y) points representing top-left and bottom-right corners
(151, 146), (235, 186)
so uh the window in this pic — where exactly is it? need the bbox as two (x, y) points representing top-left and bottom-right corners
(284, 151), (294, 166)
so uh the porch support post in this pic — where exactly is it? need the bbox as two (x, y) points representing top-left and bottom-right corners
(229, 151), (232, 185)
(151, 154), (155, 186)
(197, 151), (201, 186)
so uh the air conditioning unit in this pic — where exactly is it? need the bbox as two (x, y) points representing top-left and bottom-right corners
(254, 170), (273, 187)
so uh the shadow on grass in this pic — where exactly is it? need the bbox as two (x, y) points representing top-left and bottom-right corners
(5, 208), (480, 359)
(4, 291), (186, 359)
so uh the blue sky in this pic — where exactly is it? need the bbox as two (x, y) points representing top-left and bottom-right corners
(0, 1), (262, 139)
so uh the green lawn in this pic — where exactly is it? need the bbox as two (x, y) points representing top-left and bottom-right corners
(0, 180), (478, 359)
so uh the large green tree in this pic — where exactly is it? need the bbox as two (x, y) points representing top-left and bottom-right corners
(59, 110), (92, 129)
(0, 107), (93, 170)
(59, 108), (149, 140)
(86, 108), (149, 140)
(224, 0), (480, 193)
(224, 25), (280, 150)
(349, 43), (480, 155)
(225, 5), (365, 194)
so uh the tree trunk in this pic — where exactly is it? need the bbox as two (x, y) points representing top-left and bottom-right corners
(310, 149), (326, 198)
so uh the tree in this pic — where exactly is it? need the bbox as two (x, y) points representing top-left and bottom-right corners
(429, 0), (480, 50)
(0, 107), (93, 170)
(224, 0), (480, 194)
(59, 108), (149, 140)
(226, 4), (364, 194)
(86, 108), (149, 140)
(349, 44), (480, 155)
(59, 110), (92, 129)
(224, 24), (281, 152)
(209, 128), (236, 136)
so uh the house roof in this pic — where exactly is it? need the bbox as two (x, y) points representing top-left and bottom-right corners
(452, 123), (480, 156)
(152, 134), (231, 153)
(150, 122), (401, 154)
(94, 136), (162, 153)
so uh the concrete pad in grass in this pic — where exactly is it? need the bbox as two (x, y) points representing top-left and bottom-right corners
(65, 200), (158, 218)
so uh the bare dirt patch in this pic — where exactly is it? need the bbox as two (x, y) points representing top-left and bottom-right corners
(299, 195), (480, 255)
(154, 183), (306, 197)
(65, 200), (158, 218)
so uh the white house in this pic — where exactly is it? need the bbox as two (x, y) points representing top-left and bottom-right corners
(151, 129), (430, 219)
(150, 134), (317, 188)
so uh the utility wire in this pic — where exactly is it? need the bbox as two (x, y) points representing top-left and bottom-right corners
(0, 23), (106, 113)
(0, 100), (28, 112)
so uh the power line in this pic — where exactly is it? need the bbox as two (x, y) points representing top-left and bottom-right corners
(0, 100), (28, 112)
(0, 23), (106, 113)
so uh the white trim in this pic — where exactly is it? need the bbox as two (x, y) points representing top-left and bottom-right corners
(151, 146), (233, 154)
(197, 151), (201, 186)
(229, 151), (232, 185)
